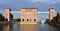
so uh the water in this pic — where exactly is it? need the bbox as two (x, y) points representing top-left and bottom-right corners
(0, 23), (59, 31)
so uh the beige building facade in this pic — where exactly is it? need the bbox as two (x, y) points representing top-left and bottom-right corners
(21, 8), (38, 24)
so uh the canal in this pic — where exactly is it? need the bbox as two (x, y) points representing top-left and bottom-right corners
(0, 23), (60, 31)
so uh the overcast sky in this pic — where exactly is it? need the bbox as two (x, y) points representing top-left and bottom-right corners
(0, 0), (60, 19)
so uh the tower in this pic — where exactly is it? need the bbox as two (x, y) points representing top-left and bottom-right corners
(5, 8), (11, 21)
(49, 8), (55, 21)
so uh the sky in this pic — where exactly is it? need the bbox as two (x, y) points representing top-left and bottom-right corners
(0, 0), (60, 20)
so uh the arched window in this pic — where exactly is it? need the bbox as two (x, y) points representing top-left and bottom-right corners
(22, 19), (24, 21)
(34, 19), (36, 21)
(27, 19), (28, 21)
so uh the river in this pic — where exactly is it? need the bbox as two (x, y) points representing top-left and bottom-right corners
(0, 23), (60, 31)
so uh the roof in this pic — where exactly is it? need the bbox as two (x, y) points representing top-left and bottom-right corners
(5, 8), (12, 11)
(50, 8), (54, 9)
(5, 8), (11, 9)
(22, 8), (38, 9)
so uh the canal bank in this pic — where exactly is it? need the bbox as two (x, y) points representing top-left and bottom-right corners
(0, 21), (16, 24)
(47, 22), (60, 29)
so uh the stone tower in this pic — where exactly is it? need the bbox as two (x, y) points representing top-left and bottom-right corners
(21, 8), (38, 24)
(49, 8), (55, 21)
(5, 8), (11, 21)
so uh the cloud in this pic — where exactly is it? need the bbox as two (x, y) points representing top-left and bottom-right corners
(0, 0), (60, 4)
(30, 0), (60, 4)
(0, 0), (20, 4)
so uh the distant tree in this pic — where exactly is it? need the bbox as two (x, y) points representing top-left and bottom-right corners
(13, 18), (21, 22)
(17, 18), (21, 22)
(2, 16), (5, 21)
(45, 19), (50, 23)
(56, 12), (60, 23)
(10, 13), (13, 21)
(0, 13), (3, 21)
(0, 13), (5, 21)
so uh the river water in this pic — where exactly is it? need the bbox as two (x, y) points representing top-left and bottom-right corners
(0, 23), (60, 31)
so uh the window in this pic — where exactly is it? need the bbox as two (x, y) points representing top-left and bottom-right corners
(22, 19), (24, 21)
(27, 19), (28, 21)
(34, 19), (36, 21)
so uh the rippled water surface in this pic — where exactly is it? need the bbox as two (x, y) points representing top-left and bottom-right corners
(0, 23), (60, 31)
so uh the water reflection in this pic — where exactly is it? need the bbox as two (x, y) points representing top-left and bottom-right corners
(49, 25), (55, 31)
(21, 24), (37, 31)
(0, 23), (59, 31)
(0, 24), (4, 31)
(3, 24), (10, 31)
(12, 23), (20, 31)
(38, 23), (49, 31)
(3, 24), (13, 31)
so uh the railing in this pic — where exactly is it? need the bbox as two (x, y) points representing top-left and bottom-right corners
(10, 11), (21, 13)
(10, 11), (49, 14)
(38, 12), (49, 14)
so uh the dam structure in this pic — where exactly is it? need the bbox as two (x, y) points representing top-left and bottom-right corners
(5, 8), (55, 24)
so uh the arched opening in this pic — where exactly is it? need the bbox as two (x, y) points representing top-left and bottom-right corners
(34, 19), (36, 21)
(27, 19), (28, 21)
(22, 19), (24, 21)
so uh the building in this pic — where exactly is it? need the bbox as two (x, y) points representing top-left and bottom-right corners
(21, 8), (38, 24)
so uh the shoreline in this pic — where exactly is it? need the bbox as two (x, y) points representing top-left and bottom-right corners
(47, 22), (60, 29)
